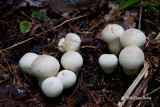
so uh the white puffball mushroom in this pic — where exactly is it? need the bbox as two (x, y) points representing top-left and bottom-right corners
(57, 70), (77, 89)
(58, 38), (65, 53)
(58, 33), (81, 53)
(41, 77), (63, 98)
(101, 24), (124, 54)
(120, 28), (146, 48)
(119, 46), (145, 76)
(98, 54), (118, 74)
(19, 52), (38, 74)
(61, 51), (83, 75)
(31, 55), (60, 79)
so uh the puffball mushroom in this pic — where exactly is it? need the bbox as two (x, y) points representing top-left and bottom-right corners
(101, 24), (124, 54)
(19, 52), (38, 74)
(58, 38), (65, 53)
(41, 77), (63, 98)
(58, 33), (81, 53)
(57, 70), (77, 89)
(61, 51), (83, 75)
(98, 54), (118, 74)
(120, 28), (146, 48)
(119, 46), (145, 76)
(31, 55), (60, 79)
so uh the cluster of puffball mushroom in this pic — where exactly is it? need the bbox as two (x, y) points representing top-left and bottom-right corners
(99, 24), (146, 76)
(19, 33), (83, 98)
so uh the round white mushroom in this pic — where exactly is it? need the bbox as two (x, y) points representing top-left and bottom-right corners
(98, 54), (118, 74)
(58, 33), (81, 53)
(31, 55), (60, 79)
(101, 24), (124, 54)
(41, 77), (63, 98)
(119, 46), (145, 76)
(58, 38), (65, 53)
(120, 28), (146, 48)
(57, 70), (77, 89)
(19, 52), (38, 74)
(61, 51), (83, 75)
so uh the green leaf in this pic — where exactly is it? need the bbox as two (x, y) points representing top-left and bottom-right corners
(115, 0), (125, 5)
(146, 87), (160, 96)
(133, 2), (160, 7)
(32, 13), (46, 19)
(118, 0), (141, 10)
(20, 21), (31, 33)
(143, 18), (153, 40)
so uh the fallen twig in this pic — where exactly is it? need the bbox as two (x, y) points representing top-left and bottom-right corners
(126, 74), (152, 106)
(118, 61), (149, 107)
(1, 13), (90, 52)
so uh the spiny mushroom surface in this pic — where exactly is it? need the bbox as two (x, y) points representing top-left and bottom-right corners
(58, 33), (81, 53)
(41, 77), (63, 98)
(101, 24), (124, 54)
(57, 70), (77, 89)
(31, 55), (60, 79)
(19, 52), (38, 74)
(120, 28), (146, 48)
(119, 46), (145, 76)
(98, 54), (118, 74)
(61, 51), (83, 75)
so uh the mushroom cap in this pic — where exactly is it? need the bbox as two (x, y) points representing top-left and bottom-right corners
(65, 33), (81, 43)
(61, 51), (83, 75)
(31, 55), (60, 79)
(119, 46), (144, 73)
(19, 52), (38, 74)
(101, 24), (124, 43)
(63, 40), (81, 52)
(41, 77), (63, 98)
(120, 28), (146, 48)
(57, 33), (81, 53)
(98, 54), (118, 74)
(57, 70), (77, 89)
(58, 38), (65, 52)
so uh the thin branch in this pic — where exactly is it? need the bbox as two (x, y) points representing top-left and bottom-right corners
(1, 13), (90, 52)
(118, 61), (149, 107)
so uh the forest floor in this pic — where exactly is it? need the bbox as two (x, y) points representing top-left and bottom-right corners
(0, 0), (160, 107)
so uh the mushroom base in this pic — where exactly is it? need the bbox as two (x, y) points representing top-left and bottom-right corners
(103, 67), (116, 74)
(123, 68), (139, 76)
(108, 40), (122, 55)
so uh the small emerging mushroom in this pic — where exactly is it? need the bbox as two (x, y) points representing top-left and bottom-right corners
(61, 51), (83, 75)
(19, 52), (38, 74)
(41, 77), (63, 98)
(31, 55), (60, 79)
(58, 33), (81, 53)
(101, 24), (124, 54)
(98, 54), (118, 74)
(119, 46), (145, 76)
(57, 70), (77, 89)
(120, 28), (146, 48)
